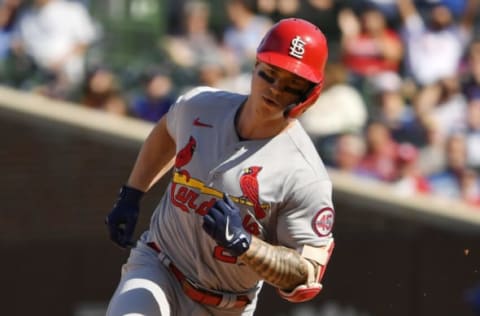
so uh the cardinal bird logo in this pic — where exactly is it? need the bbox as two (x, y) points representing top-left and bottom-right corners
(239, 166), (266, 219)
(175, 136), (196, 181)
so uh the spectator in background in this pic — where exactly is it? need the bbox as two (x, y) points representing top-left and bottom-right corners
(256, 0), (275, 15)
(416, 0), (470, 20)
(411, 75), (468, 143)
(257, 0), (344, 53)
(427, 133), (470, 200)
(196, 56), (252, 94)
(462, 38), (480, 101)
(0, 0), (23, 84)
(196, 58), (226, 88)
(300, 63), (367, 141)
(391, 142), (431, 196)
(223, 0), (272, 72)
(357, 121), (400, 181)
(130, 68), (176, 123)
(430, 76), (468, 139)
(416, 115), (447, 176)
(361, 0), (399, 24)
(396, 0), (477, 87)
(299, 0), (346, 38)
(102, 94), (129, 116)
(164, 0), (188, 36)
(256, 0), (300, 21)
(11, 0), (97, 98)
(162, 0), (233, 78)
(459, 168), (480, 206)
(80, 66), (128, 116)
(300, 63), (367, 164)
(0, 0), (22, 61)
(338, 3), (403, 89)
(332, 132), (366, 174)
(273, 0), (300, 19)
(368, 71), (428, 146)
(465, 98), (480, 170)
(296, 0), (344, 53)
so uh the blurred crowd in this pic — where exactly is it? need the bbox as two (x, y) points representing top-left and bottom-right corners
(1, 0), (480, 207)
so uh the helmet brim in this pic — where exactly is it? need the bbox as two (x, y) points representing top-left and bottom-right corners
(257, 51), (323, 84)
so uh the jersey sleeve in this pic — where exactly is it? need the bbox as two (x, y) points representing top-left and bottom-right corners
(165, 91), (187, 141)
(165, 86), (212, 141)
(276, 179), (334, 249)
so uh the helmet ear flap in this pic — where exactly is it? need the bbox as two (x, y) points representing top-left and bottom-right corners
(284, 81), (323, 118)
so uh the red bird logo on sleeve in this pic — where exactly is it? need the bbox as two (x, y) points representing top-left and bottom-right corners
(239, 166), (266, 219)
(175, 136), (196, 181)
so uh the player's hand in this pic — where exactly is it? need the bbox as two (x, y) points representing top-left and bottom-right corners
(105, 185), (144, 248)
(203, 194), (251, 257)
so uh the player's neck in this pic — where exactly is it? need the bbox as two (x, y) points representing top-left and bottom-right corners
(235, 101), (293, 140)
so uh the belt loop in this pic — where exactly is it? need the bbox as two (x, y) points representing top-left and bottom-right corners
(147, 242), (172, 268)
(217, 293), (238, 308)
(157, 251), (171, 267)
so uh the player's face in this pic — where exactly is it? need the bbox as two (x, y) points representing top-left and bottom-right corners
(250, 62), (311, 118)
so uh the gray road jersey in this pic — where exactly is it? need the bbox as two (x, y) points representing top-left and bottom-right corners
(148, 86), (334, 294)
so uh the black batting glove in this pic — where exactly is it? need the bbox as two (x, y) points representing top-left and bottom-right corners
(105, 185), (144, 248)
(203, 194), (251, 257)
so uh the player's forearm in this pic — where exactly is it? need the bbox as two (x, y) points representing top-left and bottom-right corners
(127, 116), (176, 191)
(239, 236), (308, 291)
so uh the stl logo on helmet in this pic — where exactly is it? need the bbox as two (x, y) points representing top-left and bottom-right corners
(289, 35), (306, 59)
(312, 207), (334, 236)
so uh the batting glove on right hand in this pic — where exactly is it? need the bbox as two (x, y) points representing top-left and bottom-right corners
(105, 185), (144, 248)
(203, 194), (251, 257)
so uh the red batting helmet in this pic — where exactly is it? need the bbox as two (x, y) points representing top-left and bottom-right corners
(256, 18), (328, 118)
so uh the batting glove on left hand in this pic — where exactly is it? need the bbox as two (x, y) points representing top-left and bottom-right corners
(203, 194), (251, 257)
(105, 185), (144, 248)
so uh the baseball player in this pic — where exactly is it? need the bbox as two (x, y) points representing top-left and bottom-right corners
(105, 18), (335, 316)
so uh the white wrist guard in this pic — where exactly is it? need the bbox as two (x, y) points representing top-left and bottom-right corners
(278, 239), (334, 303)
